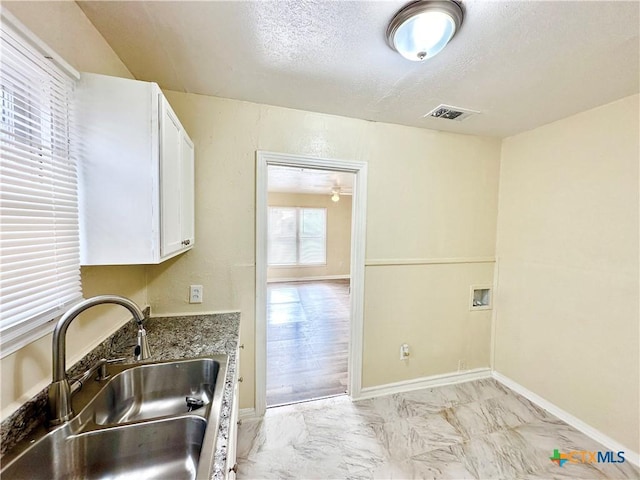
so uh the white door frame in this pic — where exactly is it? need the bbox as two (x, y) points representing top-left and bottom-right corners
(255, 151), (367, 416)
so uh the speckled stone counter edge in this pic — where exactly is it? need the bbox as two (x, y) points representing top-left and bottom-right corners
(1, 311), (241, 480)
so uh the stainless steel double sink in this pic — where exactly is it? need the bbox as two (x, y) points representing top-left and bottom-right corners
(2, 355), (228, 480)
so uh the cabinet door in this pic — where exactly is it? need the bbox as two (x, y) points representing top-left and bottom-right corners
(160, 96), (183, 258)
(180, 134), (195, 248)
(77, 73), (158, 264)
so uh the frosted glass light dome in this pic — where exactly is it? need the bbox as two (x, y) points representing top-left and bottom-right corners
(386, 1), (463, 62)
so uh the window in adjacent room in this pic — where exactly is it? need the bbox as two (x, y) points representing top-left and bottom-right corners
(268, 207), (327, 266)
(0, 13), (82, 357)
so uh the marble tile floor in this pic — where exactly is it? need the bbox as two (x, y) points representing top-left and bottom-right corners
(237, 378), (639, 479)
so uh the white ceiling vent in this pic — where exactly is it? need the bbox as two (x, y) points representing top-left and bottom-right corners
(425, 104), (479, 121)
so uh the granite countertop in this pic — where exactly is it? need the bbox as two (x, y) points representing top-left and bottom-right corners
(142, 313), (241, 480)
(0, 311), (241, 480)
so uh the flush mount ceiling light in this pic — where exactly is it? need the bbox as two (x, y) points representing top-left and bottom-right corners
(386, 0), (463, 62)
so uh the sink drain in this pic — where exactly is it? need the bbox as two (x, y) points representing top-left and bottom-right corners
(185, 396), (205, 412)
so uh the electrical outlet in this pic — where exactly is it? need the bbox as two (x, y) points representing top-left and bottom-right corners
(189, 285), (203, 304)
(458, 359), (467, 371)
(400, 343), (410, 360)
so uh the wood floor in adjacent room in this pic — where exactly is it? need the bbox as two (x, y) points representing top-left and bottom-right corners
(266, 279), (350, 407)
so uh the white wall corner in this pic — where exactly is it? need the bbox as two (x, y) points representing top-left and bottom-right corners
(492, 371), (640, 468)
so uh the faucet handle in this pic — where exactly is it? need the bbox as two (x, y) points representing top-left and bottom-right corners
(96, 357), (127, 381)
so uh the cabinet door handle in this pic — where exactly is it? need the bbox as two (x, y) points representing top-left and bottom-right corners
(237, 419), (243, 426)
(239, 344), (245, 349)
(182, 239), (191, 246)
(238, 376), (243, 383)
(230, 463), (238, 474)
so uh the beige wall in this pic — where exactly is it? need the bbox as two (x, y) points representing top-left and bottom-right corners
(0, 2), (148, 421)
(364, 263), (494, 386)
(4, 2), (636, 456)
(494, 94), (640, 451)
(146, 91), (502, 408)
(267, 192), (352, 281)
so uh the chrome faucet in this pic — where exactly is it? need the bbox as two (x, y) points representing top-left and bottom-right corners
(48, 295), (151, 426)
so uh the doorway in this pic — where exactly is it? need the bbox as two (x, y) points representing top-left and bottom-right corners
(255, 152), (367, 416)
(265, 166), (354, 406)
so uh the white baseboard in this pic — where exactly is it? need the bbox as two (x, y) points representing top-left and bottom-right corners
(267, 274), (350, 283)
(493, 371), (640, 467)
(239, 407), (257, 419)
(353, 368), (492, 401)
(149, 309), (240, 318)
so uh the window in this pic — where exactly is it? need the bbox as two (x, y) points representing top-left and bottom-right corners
(0, 13), (82, 357)
(268, 207), (326, 266)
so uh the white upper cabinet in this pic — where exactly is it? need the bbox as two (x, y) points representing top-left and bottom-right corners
(76, 73), (195, 265)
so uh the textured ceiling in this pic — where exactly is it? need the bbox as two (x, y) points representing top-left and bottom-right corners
(77, 0), (640, 138)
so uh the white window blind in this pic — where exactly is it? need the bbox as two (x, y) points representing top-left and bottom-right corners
(268, 207), (297, 265)
(268, 207), (326, 266)
(0, 14), (82, 357)
(298, 207), (326, 264)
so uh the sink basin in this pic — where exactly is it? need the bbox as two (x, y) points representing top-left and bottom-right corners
(89, 358), (219, 425)
(1, 355), (228, 480)
(2, 416), (206, 480)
